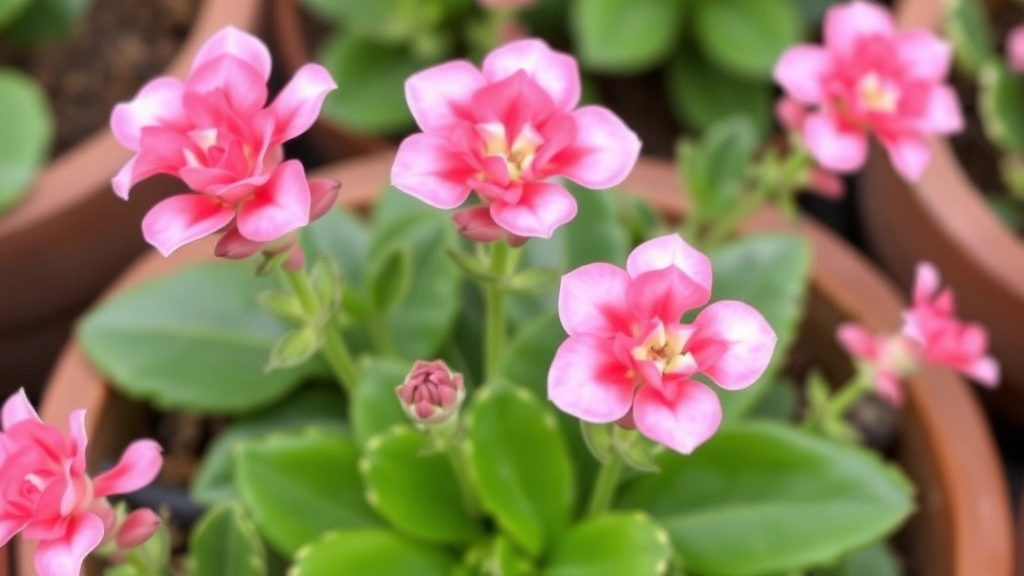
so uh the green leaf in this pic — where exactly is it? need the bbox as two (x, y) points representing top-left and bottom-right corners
(681, 115), (758, 222)
(0, 0), (30, 28)
(3, 0), (89, 45)
(190, 504), (267, 576)
(352, 357), (415, 446)
(666, 50), (772, 139)
(618, 422), (914, 576)
(79, 262), (320, 413)
(0, 68), (52, 212)
(290, 529), (457, 576)
(467, 383), (575, 556)
(821, 541), (900, 576)
(571, 0), (683, 72)
(361, 426), (482, 544)
(747, 378), (798, 421)
(707, 234), (811, 423)
(979, 60), (1024, 152)
(266, 324), (322, 371)
(191, 385), (346, 506)
(303, 207), (371, 289)
(367, 245), (413, 313)
(944, 0), (995, 75)
(317, 34), (423, 134)
(540, 513), (673, 576)
(692, 0), (803, 79)
(985, 194), (1024, 230)
(559, 183), (631, 269)
(235, 428), (382, 555)
(460, 535), (535, 576)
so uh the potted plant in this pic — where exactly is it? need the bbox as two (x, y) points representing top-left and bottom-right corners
(0, 0), (261, 392)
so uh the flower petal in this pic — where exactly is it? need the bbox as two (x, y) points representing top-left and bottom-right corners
(116, 508), (162, 550)
(141, 194), (235, 257)
(237, 160), (311, 242)
(917, 86), (963, 134)
(186, 54), (268, 118)
(0, 517), (29, 548)
(803, 112), (868, 173)
(405, 60), (486, 132)
(483, 38), (580, 111)
(33, 513), (105, 576)
(835, 322), (878, 361)
(190, 26), (271, 82)
(548, 334), (634, 423)
(824, 1), (895, 55)
(391, 132), (475, 209)
(110, 77), (186, 150)
(633, 380), (721, 454)
(554, 106), (641, 189)
(490, 180), (577, 238)
(626, 234), (712, 299)
(913, 261), (940, 306)
(882, 133), (931, 181)
(112, 155), (139, 200)
(897, 31), (952, 82)
(213, 226), (263, 260)
(963, 355), (1000, 387)
(268, 63), (337, 143)
(690, 300), (777, 390)
(558, 262), (632, 337)
(773, 45), (832, 104)
(2, 388), (39, 428)
(626, 268), (706, 325)
(309, 178), (341, 221)
(874, 371), (904, 406)
(93, 440), (163, 498)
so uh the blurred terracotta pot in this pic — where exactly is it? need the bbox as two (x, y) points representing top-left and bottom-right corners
(0, 0), (263, 393)
(860, 0), (1024, 423)
(1, 544), (8, 576)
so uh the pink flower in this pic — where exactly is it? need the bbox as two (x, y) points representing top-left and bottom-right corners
(478, 0), (536, 8)
(0, 389), (163, 576)
(546, 234), (776, 454)
(902, 262), (1000, 386)
(775, 96), (847, 199)
(395, 359), (466, 425)
(1007, 25), (1024, 73)
(110, 27), (338, 256)
(391, 38), (641, 239)
(773, 1), (962, 181)
(836, 325), (917, 404)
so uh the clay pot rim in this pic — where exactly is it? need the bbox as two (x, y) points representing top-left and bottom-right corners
(33, 153), (1012, 576)
(0, 0), (262, 240)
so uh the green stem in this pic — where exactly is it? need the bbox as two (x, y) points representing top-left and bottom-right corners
(825, 370), (874, 421)
(280, 268), (361, 393)
(484, 241), (512, 380)
(447, 444), (481, 517)
(586, 455), (624, 518)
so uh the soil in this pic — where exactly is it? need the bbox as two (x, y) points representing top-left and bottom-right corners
(0, 0), (200, 156)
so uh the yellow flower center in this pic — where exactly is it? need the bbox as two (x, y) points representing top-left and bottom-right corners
(857, 72), (899, 114)
(631, 322), (698, 375)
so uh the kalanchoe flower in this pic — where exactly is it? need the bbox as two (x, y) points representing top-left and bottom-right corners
(110, 26), (338, 256)
(0, 389), (163, 576)
(775, 97), (846, 199)
(773, 1), (962, 181)
(547, 234), (776, 454)
(1007, 25), (1024, 73)
(391, 38), (641, 240)
(836, 325), (918, 404)
(396, 360), (466, 425)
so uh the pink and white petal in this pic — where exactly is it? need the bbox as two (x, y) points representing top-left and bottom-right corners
(93, 440), (163, 498)
(268, 63), (338, 143)
(772, 45), (832, 104)
(66, 408), (88, 477)
(897, 31), (953, 82)
(555, 106), (641, 189)
(882, 133), (931, 182)
(391, 133), (475, 209)
(0, 517), (29, 547)
(548, 334), (635, 423)
(558, 262), (632, 337)
(824, 1), (896, 54)
(691, 300), (777, 390)
(633, 380), (722, 455)
(405, 61), (486, 132)
(917, 86), (963, 134)
(490, 180), (577, 238)
(626, 233), (712, 298)
(186, 54), (268, 118)
(835, 322), (878, 361)
(110, 77), (186, 150)
(190, 26), (271, 82)
(2, 388), (39, 428)
(913, 261), (941, 305)
(33, 513), (105, 576)
(236, 160), (311, 242)
(111, 155), (139, 200)
(141, 194), (235, 257)
(874, 371), (904, 406)
(482, 38), (580, 110)
(962, 355), (1000, 388)
(803, 112), (868, 173)
(626, 268), (707, 325)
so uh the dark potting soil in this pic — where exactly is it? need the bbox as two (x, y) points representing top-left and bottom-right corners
(0, 0), (200, 156)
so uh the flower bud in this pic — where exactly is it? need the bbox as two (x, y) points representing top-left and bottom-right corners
(396, 360), (465, 425)
(115, 508), (162, 550)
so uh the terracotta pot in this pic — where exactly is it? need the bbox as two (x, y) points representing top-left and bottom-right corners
(1, 544), (8, 576)
(0, 0), (263, 393)
(267, 0), (391, 162)
(859, 0), (1024, 424)
(28, 153), (1012, 575)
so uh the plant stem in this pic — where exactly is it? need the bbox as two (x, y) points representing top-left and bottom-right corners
(280, 268), (361, 393)
(586, 455), (624, 518)
(825, 370), (874, 421)
(484, 241), (512, 380)
(447, 443), (481, 517)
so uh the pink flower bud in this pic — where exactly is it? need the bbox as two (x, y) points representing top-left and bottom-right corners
(396, 360), (465, 425)
(453, 206), (507, 243)
(214, 227), (263, 260)
(807, 166), (845, 199)
(115, 508), (162, 550)
(309, 178), (341, 221)
(775, 96), (808, 131)
(1007, 25), (1024, 73)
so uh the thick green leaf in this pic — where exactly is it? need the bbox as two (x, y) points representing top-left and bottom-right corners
(979, 60), (1024, 152)
(707, 234), (811, 422)
(0, 0), (30, 28)
(666, 50), (772, 139)
(0, 69), (52, 212)
(821, 541), (900, 576)
(352, 357), (415, 446)
(945, 0), (995, 75)
(290, 529), (457, 576)
(79, 262), (320, 413)
(367, 245), (413, 313)
(302, 208), (371, 289)
(235, 428), (382, 555)
(190, 504), (267, 576)
(618, 422), (914, 575)
(467, 383), (575, 556)
(191, 385), (346, 506)
(361, 426), (482, 543)
(3, 0), (89, 45)
(682, 115), (758, 222)
(558, 183), (631, 269)
(541, 513), (673, 576)
(317, 34), (423, 134)
(571, 0), (683, 72)
(692, 0), (803, 79)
